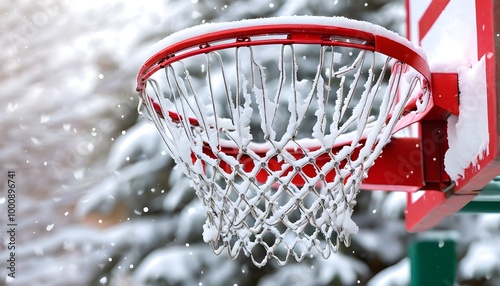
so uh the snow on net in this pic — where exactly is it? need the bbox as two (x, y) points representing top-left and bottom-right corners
(138, 16), (428, 267)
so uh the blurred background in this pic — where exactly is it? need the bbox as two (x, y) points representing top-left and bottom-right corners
(1, 0), (499, 285)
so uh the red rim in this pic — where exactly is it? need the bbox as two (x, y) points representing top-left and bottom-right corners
(136, 24), (431, 93)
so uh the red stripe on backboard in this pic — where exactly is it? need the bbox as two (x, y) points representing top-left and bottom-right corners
(405, 0), (411, 39)
(418, 0), (451, 42)
(475, 0), (493, 59)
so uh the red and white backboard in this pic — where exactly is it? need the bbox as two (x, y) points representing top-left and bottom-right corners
(404, 0), (500, 231)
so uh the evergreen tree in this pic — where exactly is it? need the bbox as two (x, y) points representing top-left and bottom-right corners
(4, 1), (500, 285)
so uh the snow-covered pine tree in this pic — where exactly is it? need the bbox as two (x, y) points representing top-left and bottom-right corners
(4, 1), (500, 285)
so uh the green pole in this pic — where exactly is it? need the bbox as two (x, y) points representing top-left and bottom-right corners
(409, 238), (456, 286)
(459, 176), (500, 213)
(459, 201), (500, 213)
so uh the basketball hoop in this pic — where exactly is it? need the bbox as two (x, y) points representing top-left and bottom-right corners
(136, 16), (430, 267)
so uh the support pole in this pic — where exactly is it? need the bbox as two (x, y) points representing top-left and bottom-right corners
(409, 237), (456, 286)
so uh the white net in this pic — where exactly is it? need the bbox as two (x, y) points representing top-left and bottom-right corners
(139, 37), (426, 266)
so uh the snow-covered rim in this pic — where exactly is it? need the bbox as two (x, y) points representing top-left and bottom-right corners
(136, 16), (430, 92)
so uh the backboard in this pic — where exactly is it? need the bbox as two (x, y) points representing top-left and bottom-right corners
(404, 0), (500, 231)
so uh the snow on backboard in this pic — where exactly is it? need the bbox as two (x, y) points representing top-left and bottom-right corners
(405, 0), (500, 231)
